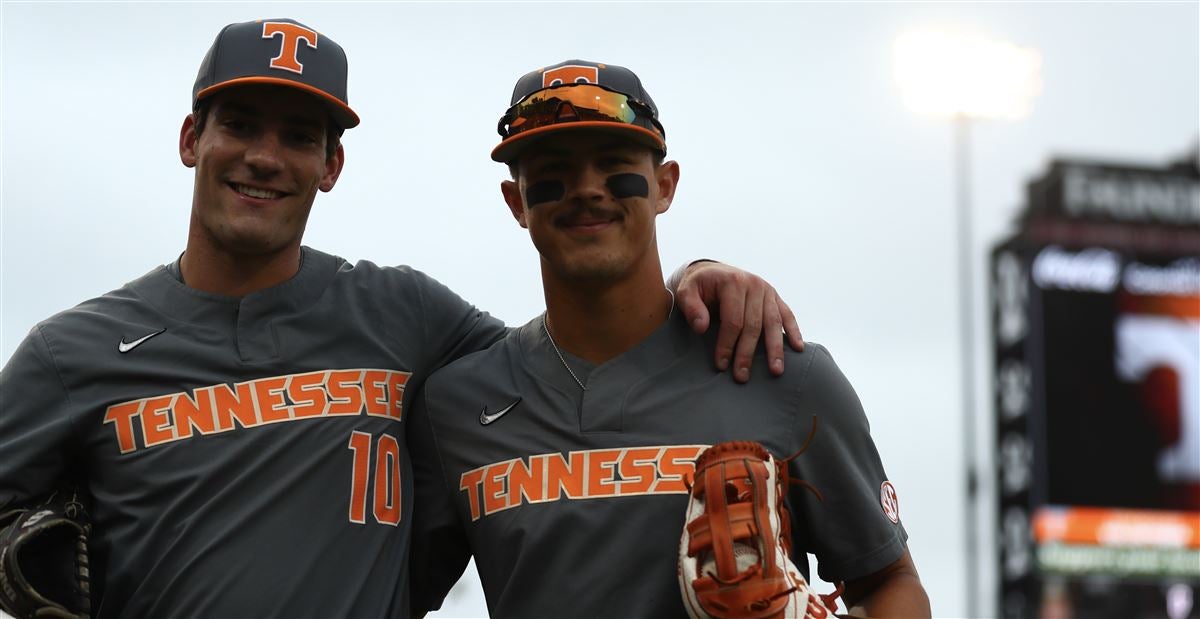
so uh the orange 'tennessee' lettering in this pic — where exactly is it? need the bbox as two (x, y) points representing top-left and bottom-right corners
(460, 469), (486, 521)
(545, 452), (586, 501)
(483, 461), (513, 516)
(103, 400), (143, 454)
(618, 447), (661, 495)
(140, 395), (177, 448)
(327, 370), (364, 416)
(288, 371), (327, 418)
(362, 370), (389, 417)
(508, 456), (545, 506)
(587, 449), (620, 497)
(173, 387), (215, 440)
(255, 376), (290, 423)
(654, 446), (703, 494)
(387, 372), (409, 419)
(214, 382), (259, 431)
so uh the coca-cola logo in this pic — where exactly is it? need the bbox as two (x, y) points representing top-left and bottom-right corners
(1032, 246), (1121, 293)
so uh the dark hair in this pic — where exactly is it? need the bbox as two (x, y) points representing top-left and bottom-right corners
(192, 99), (343, 160)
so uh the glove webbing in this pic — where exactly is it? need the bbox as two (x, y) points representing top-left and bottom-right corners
(0, 492), (91, 619)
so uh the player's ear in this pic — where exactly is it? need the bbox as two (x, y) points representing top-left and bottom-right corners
(319, 143), (345, 193)
(179, 114), (199, 168)
(654, 160), (680, 215)
(500, 180), (528, 229)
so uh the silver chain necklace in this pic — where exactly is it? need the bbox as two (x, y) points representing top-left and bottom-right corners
(542, 289), (675, 392)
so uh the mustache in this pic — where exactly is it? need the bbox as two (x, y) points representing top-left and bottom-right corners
(552, 203), (623, 225)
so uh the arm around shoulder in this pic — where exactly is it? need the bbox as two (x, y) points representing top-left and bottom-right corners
(407, 386), (473, 616)
(667, 259), (804, 381)
(409, 268), (508, 372)
(840, 549), (931, 619)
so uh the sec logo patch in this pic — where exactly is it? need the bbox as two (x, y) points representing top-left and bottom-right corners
(880, 481), (900, 524)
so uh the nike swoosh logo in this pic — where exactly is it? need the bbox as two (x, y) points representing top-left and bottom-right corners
(480, 398), (522, 425)
(118, 328), (166, 353)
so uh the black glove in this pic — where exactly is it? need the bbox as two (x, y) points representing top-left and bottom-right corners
(0, 491), (91, 619)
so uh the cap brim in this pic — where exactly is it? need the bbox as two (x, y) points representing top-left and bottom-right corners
(195, 76), (360, 129)
(491, 122), (665, 163)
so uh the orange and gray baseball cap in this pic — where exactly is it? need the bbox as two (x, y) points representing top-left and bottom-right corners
(492, 59), (665, 163)
(192, 18), (359, 129)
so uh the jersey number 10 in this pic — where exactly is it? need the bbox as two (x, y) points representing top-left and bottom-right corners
(347, 431), (402, 525)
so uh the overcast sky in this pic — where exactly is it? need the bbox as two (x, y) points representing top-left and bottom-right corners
(2, 2), (1197, 617)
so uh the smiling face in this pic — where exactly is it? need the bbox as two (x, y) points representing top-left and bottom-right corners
(179, 84), (344, 260)
(501, 131), (678, 285)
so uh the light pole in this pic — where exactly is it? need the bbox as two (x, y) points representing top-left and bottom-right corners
(894, 28), (1041, 619)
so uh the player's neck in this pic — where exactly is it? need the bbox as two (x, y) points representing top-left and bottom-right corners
(542, 264), (671, 366)
(180, 237), (303, 298)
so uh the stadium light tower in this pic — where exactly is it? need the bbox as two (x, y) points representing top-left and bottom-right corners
(894, 28), (1041, 619)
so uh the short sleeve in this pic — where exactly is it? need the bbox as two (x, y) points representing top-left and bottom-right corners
(787, 344), (908, 583)
(411, 270), (508, 374)
(0, 326), (76, 510)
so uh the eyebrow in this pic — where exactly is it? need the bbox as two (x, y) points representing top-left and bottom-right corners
(217, 102), (326, 130)
(528, 141), (639, 160)
(596, 141), (638, 153)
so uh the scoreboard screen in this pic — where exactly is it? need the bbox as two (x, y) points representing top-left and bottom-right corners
(992, 157), (1200, 619)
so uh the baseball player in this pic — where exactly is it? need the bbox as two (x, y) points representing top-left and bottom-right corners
(408, 60), (932, 618)
(0, 20), (804, 619)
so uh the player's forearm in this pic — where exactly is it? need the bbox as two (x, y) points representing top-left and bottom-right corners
(843, 572), (931, 618)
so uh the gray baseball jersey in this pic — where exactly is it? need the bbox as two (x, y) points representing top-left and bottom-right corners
(409, 313), (908, 618)
(0, 247), (506, 618)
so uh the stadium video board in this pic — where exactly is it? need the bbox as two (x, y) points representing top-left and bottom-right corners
(992, 156), (1199, 619)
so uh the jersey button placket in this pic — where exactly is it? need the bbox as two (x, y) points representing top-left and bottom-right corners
(580, 368), (622, 433)
(235, 296), (280, 363)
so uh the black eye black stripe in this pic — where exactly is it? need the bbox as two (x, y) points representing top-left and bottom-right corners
(606, 173), (649, 199)
(525, 180), (565, 207)
(525, 173), (649, 206)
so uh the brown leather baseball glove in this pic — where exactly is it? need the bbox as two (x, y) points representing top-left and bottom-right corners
(679, 440), (836, 619)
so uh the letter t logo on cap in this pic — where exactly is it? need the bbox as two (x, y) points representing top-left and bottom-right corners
(542, 65), (599, 87)
(262, 21), (318, 74)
